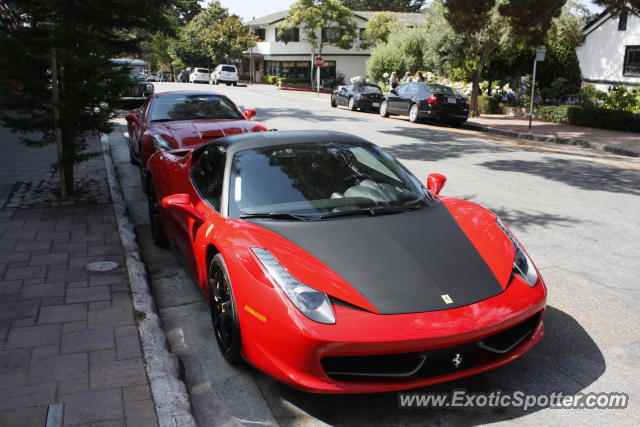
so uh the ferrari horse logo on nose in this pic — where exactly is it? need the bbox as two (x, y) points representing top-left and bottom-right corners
(441, 294), (453, 304)
(452, 353), (462, 368)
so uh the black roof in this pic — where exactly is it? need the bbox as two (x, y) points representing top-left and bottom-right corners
(195, 130), (372, 157)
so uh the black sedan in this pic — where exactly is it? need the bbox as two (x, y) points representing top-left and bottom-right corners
(331, 83), (384, 112)
(379, 82), (469, 125)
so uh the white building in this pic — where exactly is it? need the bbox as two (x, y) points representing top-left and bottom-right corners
(242, 11), (424, 86)
(577, 9), (640, 91)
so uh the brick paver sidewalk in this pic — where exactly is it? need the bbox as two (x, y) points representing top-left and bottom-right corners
(468, 114), (640, 156)
(0, 132), (158, 426)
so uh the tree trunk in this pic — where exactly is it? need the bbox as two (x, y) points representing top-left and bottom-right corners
(51, 47), (72, 197)
(310, 47), (315, 89)
(487, 79), (493, 96)
(470, 63), (483, 118)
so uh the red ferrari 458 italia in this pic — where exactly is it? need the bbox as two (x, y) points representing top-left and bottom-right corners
(125, 91), (267, 188)
(146, 130), (546, 394)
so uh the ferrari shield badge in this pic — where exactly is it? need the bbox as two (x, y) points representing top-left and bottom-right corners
(441, 294), (453, 304)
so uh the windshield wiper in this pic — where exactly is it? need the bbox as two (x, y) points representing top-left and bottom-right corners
(319, 201), (427, 220)
(240, 212), (315, 221)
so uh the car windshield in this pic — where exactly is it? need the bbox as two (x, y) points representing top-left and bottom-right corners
(227, 142), (431, 219)
(426, 84), (457, 95)
(358, 84), (382, 94)
(149, 94), (244, 122)
(221, 66), (236, 72)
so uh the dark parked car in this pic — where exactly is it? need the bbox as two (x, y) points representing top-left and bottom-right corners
(379, 82), (469, 125)
(331, 83), (384, 112)
(109, 58), (154, 105)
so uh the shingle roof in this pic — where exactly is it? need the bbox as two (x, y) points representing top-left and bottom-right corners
(245, 10), (426, 27)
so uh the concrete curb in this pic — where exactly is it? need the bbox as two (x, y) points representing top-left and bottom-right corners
(462, 121), (640, 158)
(100, 134), (196, 427)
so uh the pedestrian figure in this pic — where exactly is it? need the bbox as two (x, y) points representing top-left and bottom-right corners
(402, 71), (412, 83)
(415, 71), (425, 82)
(389, 72), (399, 90)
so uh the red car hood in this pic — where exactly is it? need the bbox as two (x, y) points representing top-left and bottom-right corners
(152, 119), (265, 148)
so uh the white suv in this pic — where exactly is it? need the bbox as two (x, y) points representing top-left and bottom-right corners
(189, 68), (210, 83)
(210, 64), (239, 86)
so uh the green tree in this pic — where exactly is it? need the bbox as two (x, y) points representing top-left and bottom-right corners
(281, 0), (357, 87)
(361, 11), (401, 47)
(202, 15), (256, 64)
(342, 0), (426, 12)
(0, 0), (172, 196)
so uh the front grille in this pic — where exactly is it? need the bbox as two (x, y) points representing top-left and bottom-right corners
(322, 313), (541, 382)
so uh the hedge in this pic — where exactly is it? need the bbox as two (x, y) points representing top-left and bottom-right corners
(537, 105), (640, 132)
(277, 77), (309, 84)
(478, 96), (501, 114)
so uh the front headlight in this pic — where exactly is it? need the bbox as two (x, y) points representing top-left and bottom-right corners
(496, 219), (539, 287)
(152, 134), (173, 151)
(251, 248), (335, 324)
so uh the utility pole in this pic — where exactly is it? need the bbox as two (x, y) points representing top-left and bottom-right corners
(529, 45), (546, 130)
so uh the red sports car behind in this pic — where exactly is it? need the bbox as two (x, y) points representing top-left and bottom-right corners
(146, 130), (546, 394)
(125, 90), (267, 190)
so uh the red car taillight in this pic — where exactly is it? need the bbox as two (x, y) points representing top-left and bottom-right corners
(463, 102), (470, 110)
(360, 94), (368, 99)
(427, 95), (439, 104)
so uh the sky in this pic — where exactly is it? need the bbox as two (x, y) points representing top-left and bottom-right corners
(210, 0), (604, 23)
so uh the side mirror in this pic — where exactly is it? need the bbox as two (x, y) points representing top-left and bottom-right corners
(162, 194), (205, 223)
(244, 109), (256, 120)
(125, 112), (139, 124)
(426, 173), (447, 196)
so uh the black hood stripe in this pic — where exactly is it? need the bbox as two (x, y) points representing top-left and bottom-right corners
(251, 203), (503, 314)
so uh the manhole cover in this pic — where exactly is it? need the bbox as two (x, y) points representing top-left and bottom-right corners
(85, 261), (120, 272)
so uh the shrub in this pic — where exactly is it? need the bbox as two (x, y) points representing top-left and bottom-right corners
(537, 105), (640, 132)
(277, 77), (309, 85)
(478, 96), (501, 114)
(603, 86), (640, 112)
(261, 75), (278, 84)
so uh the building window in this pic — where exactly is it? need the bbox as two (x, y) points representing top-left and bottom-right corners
(619, 11), (628, 31)
(624, 46), (640, 76)
(263, 60), (336, 81)
(254, 28), (266, 41)
(322, 27), (342, 42)
(275, 27), (299, 42)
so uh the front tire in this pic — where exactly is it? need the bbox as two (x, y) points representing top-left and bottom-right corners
(379, 100), (389, 117)
(330, 95), (337, 108)
(208, 254), (242, 364)
(147, 182), (168, 247)
(348, 97), (357, 111)
(409, 104), (421, 123)
(232, 82), (237, 86)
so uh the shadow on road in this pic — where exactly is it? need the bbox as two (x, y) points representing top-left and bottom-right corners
(380, 126), (512, 162)
(257, 306), (605, 426)
(480, 157), (640, 196)
(255, 107), (358, 123)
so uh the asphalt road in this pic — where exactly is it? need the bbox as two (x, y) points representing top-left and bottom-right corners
(106, 81), (640, 426)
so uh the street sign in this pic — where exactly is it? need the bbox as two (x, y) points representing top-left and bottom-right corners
(314, 56), (324, 67)
(536, 45), (546, 62)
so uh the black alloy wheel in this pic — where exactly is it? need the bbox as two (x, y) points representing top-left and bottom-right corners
(209, 254), (242, 364)
(147, 183), (168, 247)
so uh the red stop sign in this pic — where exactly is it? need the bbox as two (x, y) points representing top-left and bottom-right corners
(314, 56), (324, 67)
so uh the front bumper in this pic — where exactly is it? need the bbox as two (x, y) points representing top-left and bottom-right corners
(235, 261), (547, 394)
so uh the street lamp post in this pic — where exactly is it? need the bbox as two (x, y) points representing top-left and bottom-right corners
(529, 45), (546, 131)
